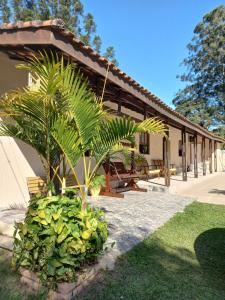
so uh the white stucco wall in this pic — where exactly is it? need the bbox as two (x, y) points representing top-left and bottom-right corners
(216, 143), (225, 172)
(0, 53), (44, 208)
(169, 126), (182, 168)
(0, 137), (45, 207)
(220, 149), (225, 171)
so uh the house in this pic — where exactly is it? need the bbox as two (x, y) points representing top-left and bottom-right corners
(0, 19), (224, 207)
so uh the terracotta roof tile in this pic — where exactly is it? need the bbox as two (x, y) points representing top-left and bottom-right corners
(0, 19), (64, 30)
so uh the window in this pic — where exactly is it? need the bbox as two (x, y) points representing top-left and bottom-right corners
(178, 140), (182, 157)
(139, 133), (149, 154)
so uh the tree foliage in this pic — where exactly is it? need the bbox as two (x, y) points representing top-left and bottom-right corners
(0, 0), (10, 22)
(0, 0), (118, 65)
(173, 5), (225, 134)
(103, 46), (118, 66)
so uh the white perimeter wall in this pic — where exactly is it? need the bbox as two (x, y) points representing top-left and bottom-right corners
(217, 143), (225, 172)
(0, 53), (44, 208)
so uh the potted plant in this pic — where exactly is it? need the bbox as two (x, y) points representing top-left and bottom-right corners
(89, 175), (106, 197)
(124, 151), (146, 174)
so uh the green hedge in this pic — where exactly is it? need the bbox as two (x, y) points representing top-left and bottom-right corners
(12, 196), (108, 286)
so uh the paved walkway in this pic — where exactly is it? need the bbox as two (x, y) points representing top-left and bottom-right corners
(174, 172), (225, 205)
(89, 190), (193, 269)
(150, 171), (225, 205)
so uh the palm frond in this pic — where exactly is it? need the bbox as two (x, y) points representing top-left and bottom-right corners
(52, 117), (82, 169)
(92, 118), (137, 165)
(137, 117), (166, 134)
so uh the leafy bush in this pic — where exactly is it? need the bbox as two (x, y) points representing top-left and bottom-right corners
(12, 195), (108, 286)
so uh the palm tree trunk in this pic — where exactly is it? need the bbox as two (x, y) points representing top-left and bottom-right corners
(61, 177), (66, 195)
(81, 185), (88, 210)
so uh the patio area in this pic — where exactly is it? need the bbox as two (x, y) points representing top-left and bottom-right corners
(148, 171), (225, 205)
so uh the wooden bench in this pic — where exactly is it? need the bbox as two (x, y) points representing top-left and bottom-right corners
(152, 159), (176, 175)
(101, 161), (147, 198)
(27, 175), (78, 197)
(136, 158), (161, 179)
(27, 177), (47, 197)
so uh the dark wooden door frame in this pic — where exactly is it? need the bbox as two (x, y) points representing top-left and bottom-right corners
(214, 141), (217, 172)
(163, 133), (171, 187)
(209, 139), (213, 174)
(182, 127), (187, 181)
(194, 132), (198, 178)
(202, 137), (206, 175)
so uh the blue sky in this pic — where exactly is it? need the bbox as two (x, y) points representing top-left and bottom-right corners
(82, 0), (224, 107)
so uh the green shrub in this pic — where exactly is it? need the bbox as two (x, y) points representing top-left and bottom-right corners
(12, 195), (108, 286)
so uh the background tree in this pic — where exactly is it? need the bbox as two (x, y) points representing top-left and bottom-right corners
(93, 35), (102, 53)
(80, 13), (96, 45)
(37, 0), (50, 20)
(173, 5), (225, 135)
(0, 0), (10, 22)
(104, 46), (119, 66)
(0, 0), (118, 64)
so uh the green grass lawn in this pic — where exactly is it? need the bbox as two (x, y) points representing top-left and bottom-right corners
(0, 250), (46, 300)
(81, 202), (225, 300)
(1, 201), (225, 300)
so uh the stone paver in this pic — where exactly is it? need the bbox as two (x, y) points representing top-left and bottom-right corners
(89, 189), (193, 269)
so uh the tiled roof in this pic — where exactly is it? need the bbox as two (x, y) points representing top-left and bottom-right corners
(0, 19), (65, 30)
(0, 19), (224, 142)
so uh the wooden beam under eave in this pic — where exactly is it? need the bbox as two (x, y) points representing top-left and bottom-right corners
(102, 105), (141, 123)
(105, 97), (145, 116)
(117, 98), (122, 116)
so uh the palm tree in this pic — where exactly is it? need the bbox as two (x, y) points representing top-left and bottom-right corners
(0, 52), (166, 208)
(0, 52), (92, 193)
